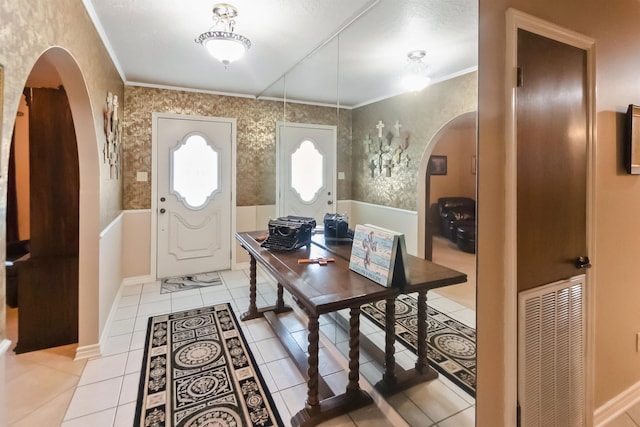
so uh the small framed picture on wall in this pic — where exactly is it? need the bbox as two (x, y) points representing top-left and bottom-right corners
(429, 155), (447, 175)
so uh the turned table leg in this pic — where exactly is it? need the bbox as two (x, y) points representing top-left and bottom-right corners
(415, 290), (428, 373)
(306, 314), (320, 411)
(382, 298), (397, 387)
(240, 255), (259, 320)
(276, 282), (285, 310)
(347, 307), (362, 395)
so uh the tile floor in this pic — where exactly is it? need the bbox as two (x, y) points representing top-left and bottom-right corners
(4, 270), (475, 427)
(4, 237), (480, 426)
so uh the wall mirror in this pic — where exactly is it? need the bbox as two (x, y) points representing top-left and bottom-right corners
(260, 0), (479, 425)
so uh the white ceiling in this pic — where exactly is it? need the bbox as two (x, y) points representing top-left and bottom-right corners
(83, 0), (477, 107)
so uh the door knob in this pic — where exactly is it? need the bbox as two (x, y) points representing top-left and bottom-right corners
(160, 208), (166, 214)
(575, 256), (591, 269)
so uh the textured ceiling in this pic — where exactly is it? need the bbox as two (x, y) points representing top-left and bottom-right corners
(84, 0), (478, 107)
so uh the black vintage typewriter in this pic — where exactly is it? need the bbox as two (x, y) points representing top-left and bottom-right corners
(260, 216), (317, 251)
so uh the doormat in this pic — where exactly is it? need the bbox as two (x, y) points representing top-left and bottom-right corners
(134, 303), (284, 427)
(361, 294), (476, 397)
(160, 271), (222, 294)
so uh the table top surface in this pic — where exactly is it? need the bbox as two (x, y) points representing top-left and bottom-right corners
(310, 233), (467, 292)
(235, 230), (467, 315)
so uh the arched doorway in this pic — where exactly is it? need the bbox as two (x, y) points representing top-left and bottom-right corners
(5, 48), (101, 356)
(417, 111), (477, 311)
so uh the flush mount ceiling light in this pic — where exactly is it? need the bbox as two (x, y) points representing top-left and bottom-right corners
(402, 50), (431, 92)
(195, 3), (251, 68)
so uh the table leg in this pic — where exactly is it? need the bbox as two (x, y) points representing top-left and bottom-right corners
(382, 298), (397, 387)
(292, 307), (372, 427)
(306, 314), (320, 411)
(415, 290), (428, 373)
(240, 256), (259, 320)
(347, 307), (362, 394)
(276, 282), (285, 311)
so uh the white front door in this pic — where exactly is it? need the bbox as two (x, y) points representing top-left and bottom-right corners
(155, 115), (233, 278)
(276, 122), (336, 223)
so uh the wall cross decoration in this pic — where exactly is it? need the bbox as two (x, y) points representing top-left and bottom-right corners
(363, 134), (373, 153)
(104, 92), (121, 180)
(364, 119), (410, 179)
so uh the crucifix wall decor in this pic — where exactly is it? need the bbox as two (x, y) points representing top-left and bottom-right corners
(364, 119), (411, 179)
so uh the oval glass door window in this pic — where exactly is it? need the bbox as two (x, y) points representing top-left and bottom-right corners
(291, 140), (323, 202)
(171, 134), (219, 209)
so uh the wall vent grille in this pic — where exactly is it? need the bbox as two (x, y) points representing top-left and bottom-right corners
(518, 276), (585, 427)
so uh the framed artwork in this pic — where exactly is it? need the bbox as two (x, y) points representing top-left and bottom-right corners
(429, 155), (447, 175)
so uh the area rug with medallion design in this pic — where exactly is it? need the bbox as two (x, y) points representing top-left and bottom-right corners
(134, 303), (284, 427)
(361, 294), (476, 397)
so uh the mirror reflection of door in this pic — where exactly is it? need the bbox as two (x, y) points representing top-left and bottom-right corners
(155, 114), (233, 279)
(276, 122), (337, 223)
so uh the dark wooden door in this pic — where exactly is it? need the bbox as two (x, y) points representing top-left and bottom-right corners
(15, 86), (79, 353)
(516, 29), (588, 292)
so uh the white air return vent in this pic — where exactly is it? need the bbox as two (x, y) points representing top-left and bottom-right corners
(518, 276), (585, 427)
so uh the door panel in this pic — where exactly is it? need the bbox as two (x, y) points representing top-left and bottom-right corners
(277, 122), (336, 223)
(516, 29), (588, 291)
(156, 116), (232, 278)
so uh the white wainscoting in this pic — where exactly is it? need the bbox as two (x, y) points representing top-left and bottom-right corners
(347, 200), (418, 255)
(94, 212), (125, 357)
(116, 202), (415, 278)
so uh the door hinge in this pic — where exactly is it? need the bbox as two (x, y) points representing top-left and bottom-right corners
(517, 66), (523, 88)
(517, 401), (521, 427)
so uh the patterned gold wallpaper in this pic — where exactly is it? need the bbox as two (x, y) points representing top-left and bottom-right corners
(123, 86), (352, 209)
(123, 73), (476, 212)
(352, 72), (478, 211)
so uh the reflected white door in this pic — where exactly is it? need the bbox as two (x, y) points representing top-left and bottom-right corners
(277, 122), (336, 223)
(156, 115), (233, 278)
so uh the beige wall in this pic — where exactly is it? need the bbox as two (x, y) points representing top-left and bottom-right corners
(430, 114), (477, 205)
(478, 0), (640, 424)
(14, 96), (30, 241)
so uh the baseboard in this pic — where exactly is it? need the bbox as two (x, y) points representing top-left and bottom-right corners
(74, 343), (101, 360)
(122, 274), (154, 286)
(234, 261), (250, 270)
(594, 380), (640, 426)
(0, 339), (11, 357)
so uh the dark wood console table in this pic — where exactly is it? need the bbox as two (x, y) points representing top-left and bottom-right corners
(310, 234), (467, 395)
(235, 231), (466, 426)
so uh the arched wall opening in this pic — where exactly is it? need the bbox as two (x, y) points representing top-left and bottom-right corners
(9, 47), (102, 354)
(417, 110), (477, 259)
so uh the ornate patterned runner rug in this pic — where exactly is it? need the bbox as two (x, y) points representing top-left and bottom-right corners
(134, 303), (284, 427)
(160, 271), (222, 294)
(361, 294), (476, 397)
